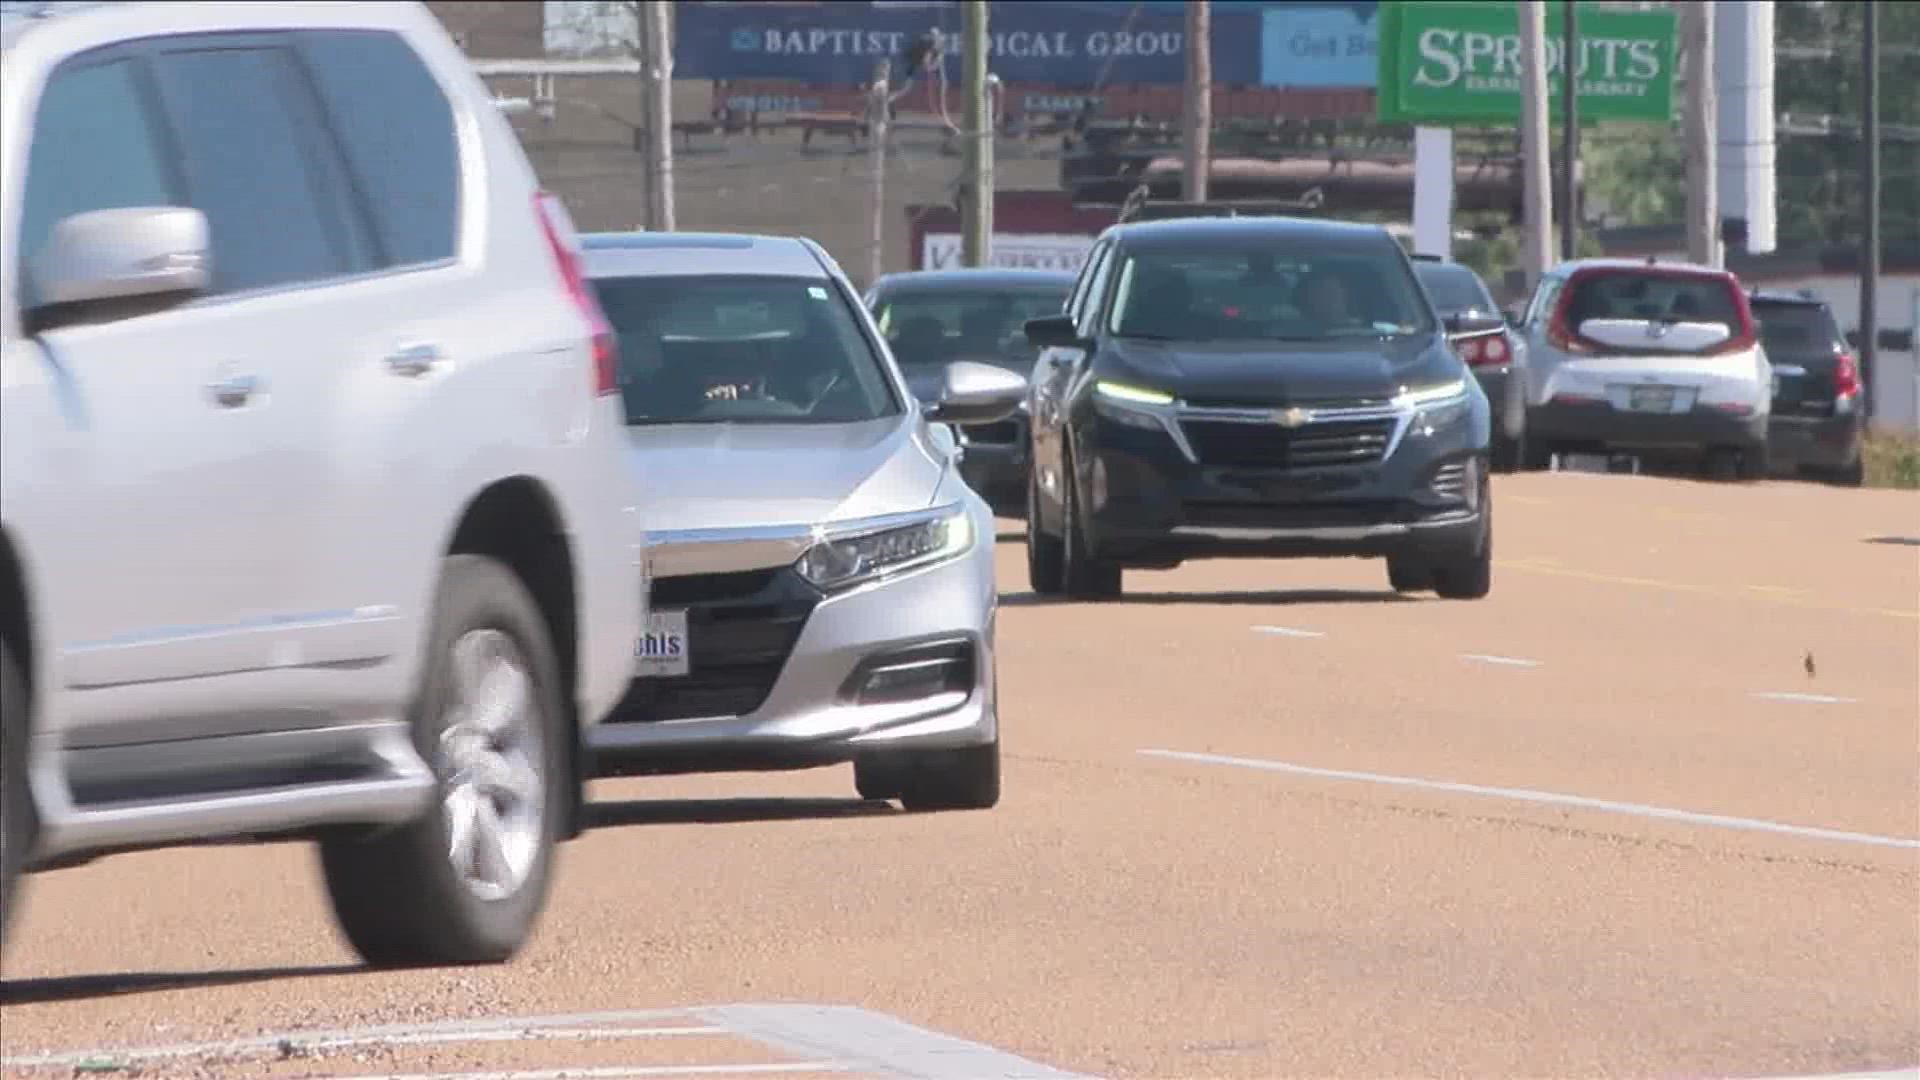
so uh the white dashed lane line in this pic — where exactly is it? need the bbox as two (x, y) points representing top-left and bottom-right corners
(1751, 690), (1862, 705)
(1459, 653), (1543, 668)
(1136, 749), (1920, 851)
(1250, 625), (1325, 638)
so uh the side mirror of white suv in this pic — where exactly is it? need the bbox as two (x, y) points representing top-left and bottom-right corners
(28, 206), (210, 323)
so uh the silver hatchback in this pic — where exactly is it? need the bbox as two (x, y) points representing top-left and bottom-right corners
(582, 232), (1027, 810)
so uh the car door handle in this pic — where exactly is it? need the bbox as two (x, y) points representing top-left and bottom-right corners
(206, 372), (262, 408)
(385, 342), (444, 378)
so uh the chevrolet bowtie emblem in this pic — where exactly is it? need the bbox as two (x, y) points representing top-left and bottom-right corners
(1274, 406), (1311, 428)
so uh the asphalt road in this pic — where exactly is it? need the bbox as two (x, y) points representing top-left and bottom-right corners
(2, 473), (1916, 1079)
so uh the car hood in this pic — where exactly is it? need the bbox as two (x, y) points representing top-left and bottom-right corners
(626, 417), (947, 533)
(1105, 335), (1454, 403)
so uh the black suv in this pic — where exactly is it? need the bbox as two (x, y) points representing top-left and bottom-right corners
(1020, 217), (1495, 600)
(1749, 290), (1867, 485)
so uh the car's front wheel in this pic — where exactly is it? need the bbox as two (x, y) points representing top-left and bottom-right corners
(855, 740), (1001, 811)
(1060, 446), (1123, 599)
(1026, 464), (1065, 595)
(319, 554), (565, 967)
(1, 639), (32, 953)
(1431, 482), (1493, 600)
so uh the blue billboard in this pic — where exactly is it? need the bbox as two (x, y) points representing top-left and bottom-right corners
(1259, 4), (1380, 88)
(673, 1), (1283, 88)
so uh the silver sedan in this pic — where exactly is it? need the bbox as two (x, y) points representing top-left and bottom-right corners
(581, 231), (1026, 810)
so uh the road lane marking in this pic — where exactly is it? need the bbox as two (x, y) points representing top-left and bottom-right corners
(1460, 653), (1542, 668)
(698, 1005), (1093, 1080)
(1739, 1070), (1920, 1080)
(1752, 691), (1861, 705)
(2, 1006), (1091, 1080)
(347, 1060), (856, 1068)
(1251, 625), (1325, 638)
(1497, 560), (1919, 621)
(1136, 749), (1920, 851)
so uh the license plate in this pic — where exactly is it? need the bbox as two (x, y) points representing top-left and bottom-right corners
(1628, 385), (1676, 412)
(636, 609), (689, 677)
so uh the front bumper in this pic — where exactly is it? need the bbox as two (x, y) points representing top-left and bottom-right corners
(590, 527), (998, 776)
(1527, 399), (1768, 454)
(1768, 412), (1864, 470)
(1073, 398), (1488, 566)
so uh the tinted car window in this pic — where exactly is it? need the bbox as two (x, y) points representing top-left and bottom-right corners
(1563, 270), (1742, 331)
(296, 30), (458, 267)
(873, 287), (1071, 366)
(1752, 301), (1842, 357)
(594, 274), (900, 425)
(1415, 263), (1496, 315)
(16, 57), (178, 308)
(1107, 245), (1434, 342)
(152, 45), (347, 294)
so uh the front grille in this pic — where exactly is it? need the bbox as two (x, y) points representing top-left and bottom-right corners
(1182, 394), (1393, 410)
(961, 419), (1021, 445)
(612, 568), (820, 723)
(1430, 461), (1470, 500)
(1181, 417), (1395, 469)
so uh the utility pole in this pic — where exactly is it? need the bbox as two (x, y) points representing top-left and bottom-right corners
(1861, 0), (1880, 415)
(1518, 1), (1555, 283)
(961, 0), (992, 267)
(1558, 0), (1578, 260)
(1682, 0), (1719, 266)
(1183, 0), (1211, 202)
(640, 0), (675, 231)
(866, 59), (889, 287)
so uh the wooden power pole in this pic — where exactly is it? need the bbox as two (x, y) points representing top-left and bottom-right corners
(640, 0), (675, 231)
(1683, 0), (1720, 266)
(1183, 1), (1211, 202)
(961, 0), (992, 267)
(1518, 1), (1556, 282)
(867, 59), (889, 287)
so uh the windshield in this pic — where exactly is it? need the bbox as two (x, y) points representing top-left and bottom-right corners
(872, 286), (1070, 367)
(1753, 301), (1842, 357)
(1106, 245), (1435, 342)
(591, 274), (901, 426)
(1415, 264), (1497, 315)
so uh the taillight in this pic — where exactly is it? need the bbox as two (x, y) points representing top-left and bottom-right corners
(532, 191), (619, 396)
(1453, 331), (1508, 367)
(1833, 351), (1861, 399)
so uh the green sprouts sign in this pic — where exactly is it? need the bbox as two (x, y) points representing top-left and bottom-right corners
(1376, 1), (1677, 125)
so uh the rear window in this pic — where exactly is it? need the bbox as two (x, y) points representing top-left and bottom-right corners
(1752, 301), (1843, 356)
(1415, 264), (1496, 315)
(1563, 270), (1743, 331)
(591, 274), (900, 426)
(871, 286), (1070, 366)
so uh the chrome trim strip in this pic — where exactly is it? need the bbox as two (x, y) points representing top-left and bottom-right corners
(1096, 389), (1467, 466)
(645, 504), (969, 579)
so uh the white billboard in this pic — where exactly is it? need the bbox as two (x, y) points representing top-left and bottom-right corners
(919, 233), (1096, 274)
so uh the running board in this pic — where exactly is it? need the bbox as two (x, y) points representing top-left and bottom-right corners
(30, 722), (436, 863)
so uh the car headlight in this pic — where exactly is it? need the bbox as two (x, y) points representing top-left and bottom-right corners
(795, 504), (974, 592)
(1394, 378), (1472, 431)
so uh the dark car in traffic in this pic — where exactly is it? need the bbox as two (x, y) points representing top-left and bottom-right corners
(1749, 289), (1867, 485)
(866, 268), (1075, 512)
(1412, 255), (1528, 471)
(1020, 217), (1494, 601)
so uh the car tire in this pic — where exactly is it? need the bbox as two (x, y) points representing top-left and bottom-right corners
(1432, 484), (1493, 600)
(1827, 454), (1867, 487)
(1026, 465), (1065, 595)
(1520, 436), (1554, 472)
(1, 640), (32, 953)
(1386, 555), (1434, 593)
(1737, 442), (1771, 482)
(1490, 431), (1525, 474)
(319, 554), (565, 968)
(856, 741), (1001, 812)
(1060, 447), (1122, 600)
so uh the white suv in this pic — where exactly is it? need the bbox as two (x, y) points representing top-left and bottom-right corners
(0, 1), (644, 964)
(1514, 258), (1773, 479)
